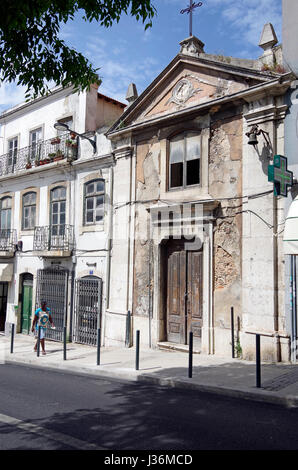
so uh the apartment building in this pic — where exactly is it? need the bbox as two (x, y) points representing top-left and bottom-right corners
(0, 84), (125, 346)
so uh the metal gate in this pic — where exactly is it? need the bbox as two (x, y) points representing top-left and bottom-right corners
(35, 268), (69, 342)
(73, 277), (102, 346)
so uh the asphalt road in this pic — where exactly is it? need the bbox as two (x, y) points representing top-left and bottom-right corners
(1, 363), (298, 451)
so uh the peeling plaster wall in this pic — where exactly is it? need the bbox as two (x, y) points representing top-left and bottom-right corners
(209, 114), (243, 353)
(132, 112), (243, 353)
(133, 138), (160, 319)
(129, 98), (287, 359)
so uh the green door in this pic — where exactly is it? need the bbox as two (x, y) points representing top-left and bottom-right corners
(21, 277), (33, 334)
(0, 282), (8, 332)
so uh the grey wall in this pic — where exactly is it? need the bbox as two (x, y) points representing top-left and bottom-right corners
(283, 1), (298, 341)
(282, 0), (298, 76)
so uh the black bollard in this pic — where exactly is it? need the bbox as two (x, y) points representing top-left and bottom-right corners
(63, 326), (67, 360)
(135, 330), (140, 371)
(256, 334), (261, 388)
(188, 331), (193, 378)
(10, 323), (15, 354)
(97, 328), (101, 366)
(37, 327), (41, 357)
(231, 307), (235, 358)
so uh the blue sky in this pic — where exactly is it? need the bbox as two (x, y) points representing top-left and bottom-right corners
(0, 0), (282, 112)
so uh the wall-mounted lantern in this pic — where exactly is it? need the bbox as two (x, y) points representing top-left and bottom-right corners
(54, 122), (97, 153)
(246, 124), (270, 147)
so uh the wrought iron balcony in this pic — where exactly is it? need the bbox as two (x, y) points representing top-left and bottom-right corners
(0, 229), (17, 253)
(33, 225), (75, 254)
(0, 133), (78, 177)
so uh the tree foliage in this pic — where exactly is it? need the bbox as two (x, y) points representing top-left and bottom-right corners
(0, 1), (156, 98)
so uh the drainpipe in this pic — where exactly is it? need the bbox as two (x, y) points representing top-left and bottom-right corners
(105, 165), (113, 312)
(209, 219), (214, 355)
(293, 256), (297, 362)
(63, 166), (75, 341)
(103, 164), (114, 348)
(126, 144), (135, 315)
(148, 239), (152, 348)
(127, 143), (137, 346)
(273, 191), (281, 361)
(273, 111), (281, 361)
(290, 255), (297, 362)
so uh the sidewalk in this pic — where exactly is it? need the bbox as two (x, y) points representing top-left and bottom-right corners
(2, 333), (298, 408)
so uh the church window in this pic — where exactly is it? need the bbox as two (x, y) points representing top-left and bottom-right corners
(169, 132), (200, 189)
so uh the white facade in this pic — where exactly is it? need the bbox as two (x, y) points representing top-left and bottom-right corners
(0, 85), (125, 345)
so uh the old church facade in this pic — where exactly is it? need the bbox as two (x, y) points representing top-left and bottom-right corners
(106, 28), (294, 362)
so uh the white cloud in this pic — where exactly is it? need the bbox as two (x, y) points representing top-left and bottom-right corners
(98, 56), (159, 102)
(0, 83), (27, 113)
(221, 0), (282, 47)
(82, 35), (161, 102)
(207, 0), (281, 50)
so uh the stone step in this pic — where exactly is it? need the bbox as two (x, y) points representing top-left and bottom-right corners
(157, 341), (201, 354)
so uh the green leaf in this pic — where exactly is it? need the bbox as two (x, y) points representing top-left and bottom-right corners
(0, 0), (157, 98)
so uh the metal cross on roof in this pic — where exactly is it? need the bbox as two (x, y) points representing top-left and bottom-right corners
(180, 1), (203, 37)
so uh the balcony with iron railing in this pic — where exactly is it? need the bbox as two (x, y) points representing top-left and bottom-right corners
(0, 133), (78, 177)
(33, 224), (75, 257)
(0, 229), (17, 256)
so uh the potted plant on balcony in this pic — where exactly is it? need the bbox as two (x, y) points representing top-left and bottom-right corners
(66, 139), (76, 148)
(53, 149), (64, 161)
(51, 137), (61, 145)
(40, 157), (51, 165)
(66, 139), (77, 162)
(25, 155), (32, 169)
(47, 152), (56, 162)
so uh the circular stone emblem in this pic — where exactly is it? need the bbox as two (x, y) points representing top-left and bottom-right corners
(171, 79), (195, 105)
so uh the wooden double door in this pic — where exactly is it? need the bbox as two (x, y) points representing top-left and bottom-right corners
(166, 239), (203, 346)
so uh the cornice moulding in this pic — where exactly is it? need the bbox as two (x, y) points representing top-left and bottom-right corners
(108, 77), (292, 139)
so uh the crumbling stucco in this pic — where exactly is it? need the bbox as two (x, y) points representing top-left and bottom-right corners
(133, 139), (160, 317)
(209, 116), (242, 200)
(136, 140), (160, 201)
(210, 116), (242, 292)
(209, 114), (243, 334)
(214, 246), (237, 289)
(214, 217), (240, 289)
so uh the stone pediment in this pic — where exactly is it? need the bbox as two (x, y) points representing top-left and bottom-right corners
(108, 53), (268, 134)
(140, 69), (242, 122)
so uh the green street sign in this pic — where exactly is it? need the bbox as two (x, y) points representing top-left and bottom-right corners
(268, 155), (293, 197)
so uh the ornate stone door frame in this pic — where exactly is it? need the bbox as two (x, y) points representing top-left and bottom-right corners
(148, 200), (217, 354)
